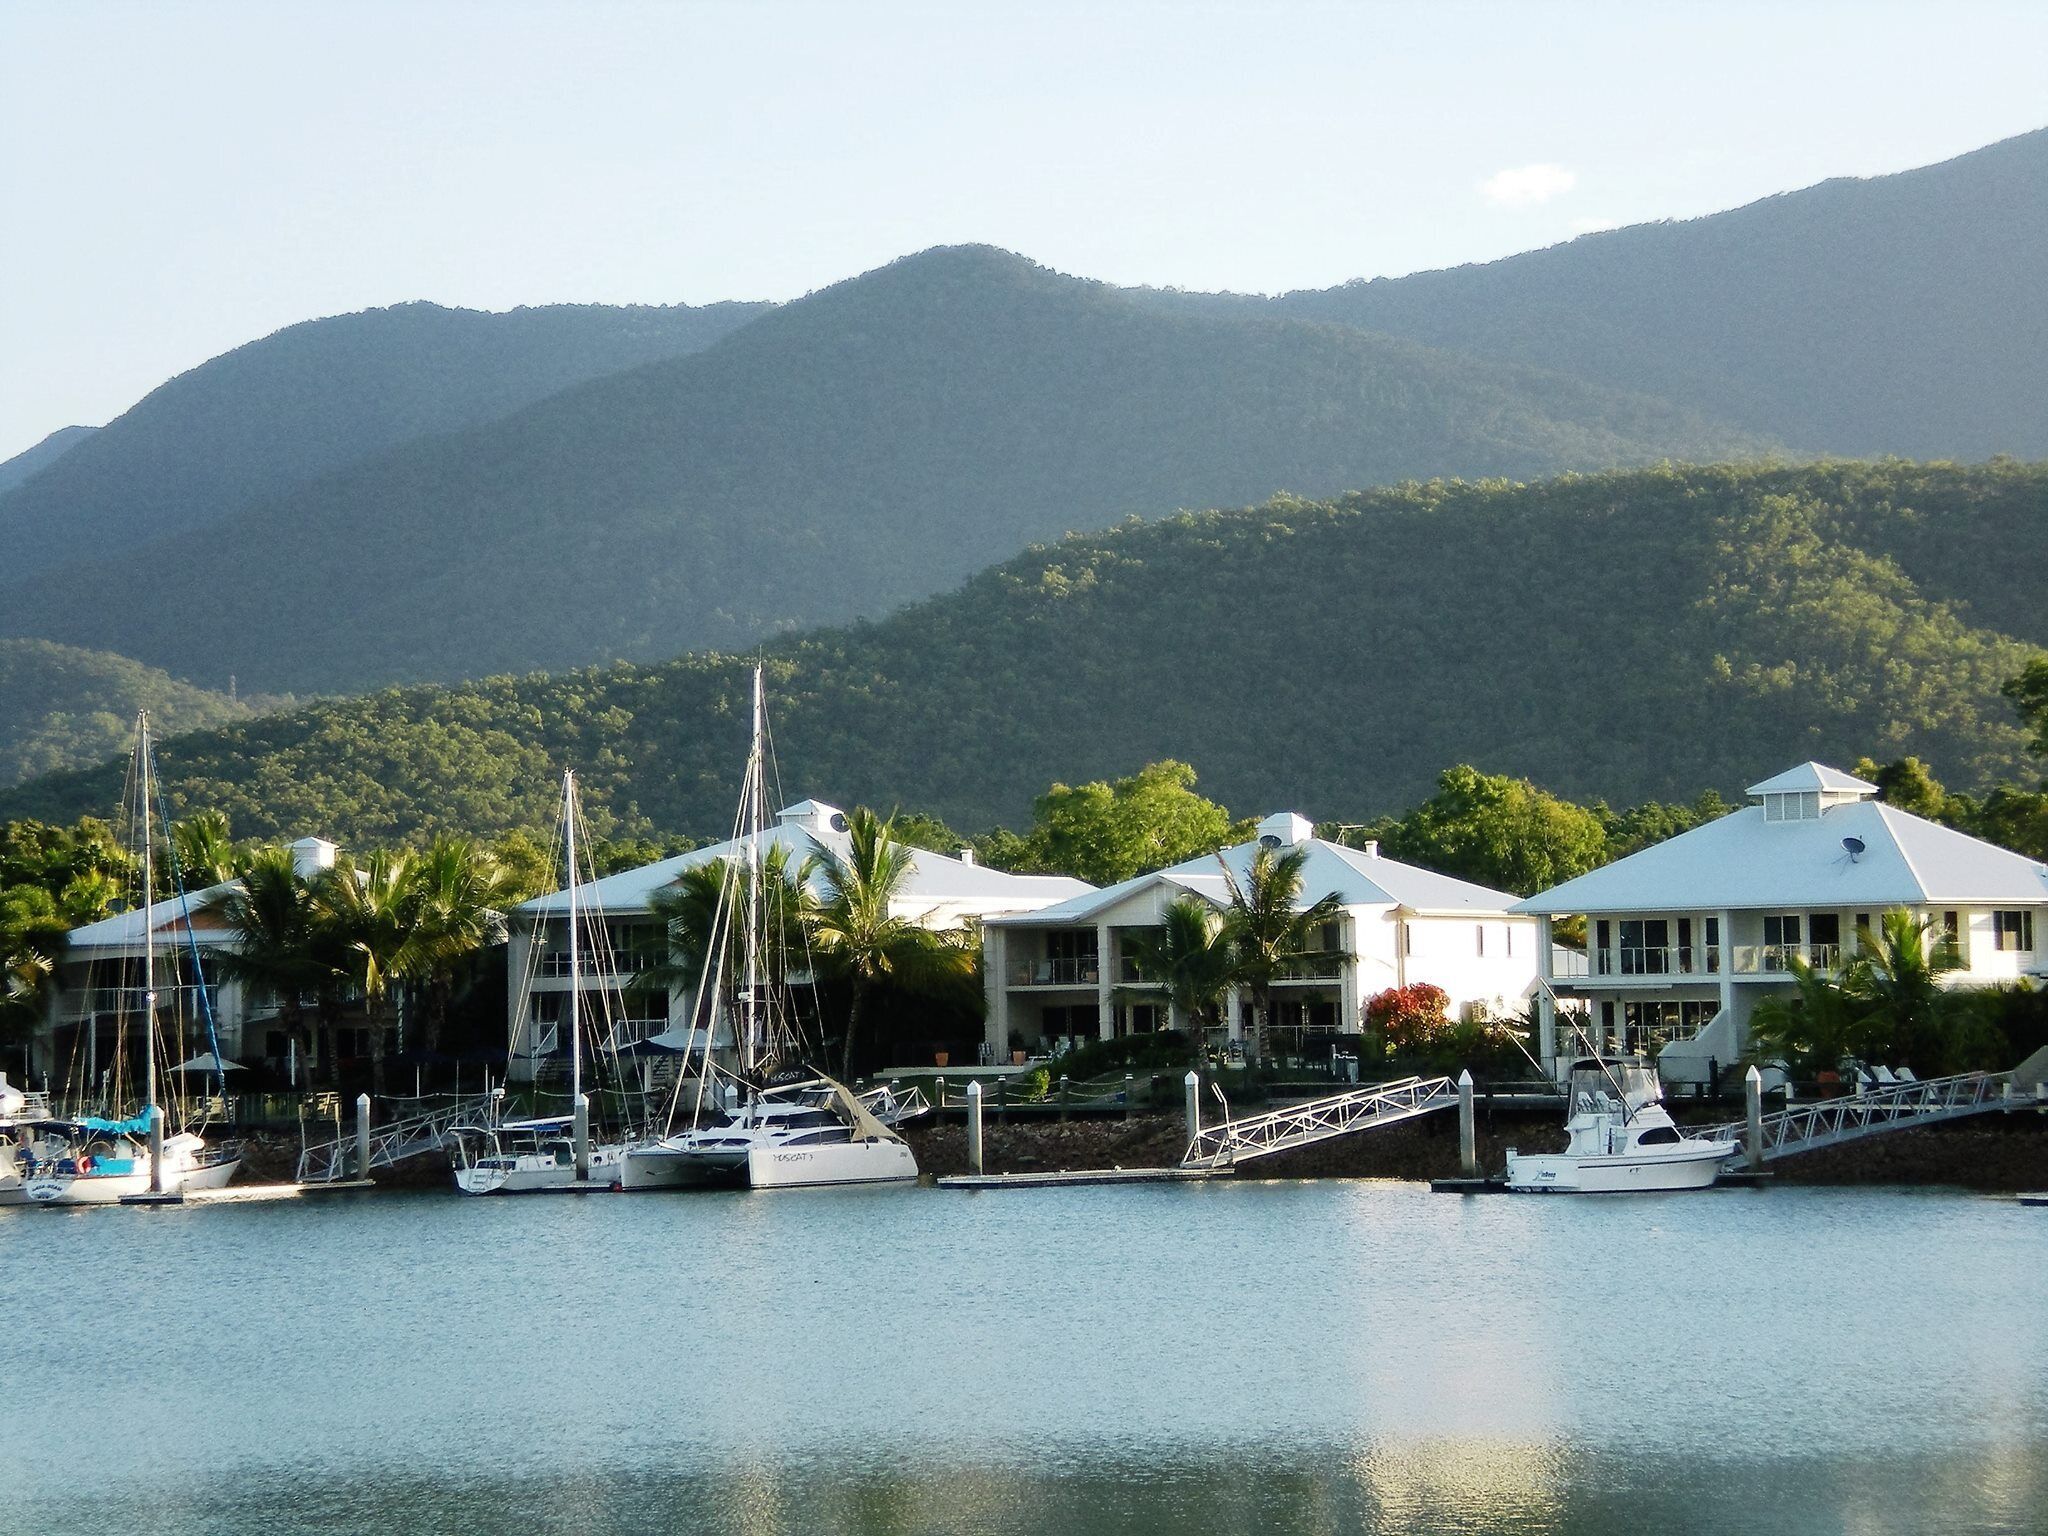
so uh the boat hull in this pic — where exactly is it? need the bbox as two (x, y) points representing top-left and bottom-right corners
(1505, 1142), (1735, 1194)
(745, 1139), (918, 1189)
(454, 1145), (628, 1195)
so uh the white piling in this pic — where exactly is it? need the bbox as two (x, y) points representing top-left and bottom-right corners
(1184, 1070), (1201, 1140)
(965, 1080), (984, 1174)
(147, 1102), (165, 1195)
(1744, 1066), (1764, 1171)
(355, 1092), (373, 1181)
(573, 1093), (591, 1181)
(1457, 1069), (1477, 1177)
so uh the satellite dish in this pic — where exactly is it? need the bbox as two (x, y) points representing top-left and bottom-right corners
(1842, 836), (1865, 862)
(1258, 834), (1282, 851)
(829, 812), (849, 833)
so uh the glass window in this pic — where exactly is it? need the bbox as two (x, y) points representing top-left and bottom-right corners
(1993, 910), (2035, 952)
(1763, 914), (1802, 947)
(1476, 925), (1485, 957)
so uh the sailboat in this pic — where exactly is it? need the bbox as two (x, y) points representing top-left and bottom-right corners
(619, 669), (918, 1191)
(451, 769), (632, 1194)
(18, 713), (242, 1205)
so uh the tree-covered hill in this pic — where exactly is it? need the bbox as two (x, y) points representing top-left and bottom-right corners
(2, 462), (2039, 846)
(0, 298), (769, 580)
(1138, 129), (2048, 460)
(0, 639), (282, 787)
(0, 247), (1770, 697)
(0, 425), (96, 495)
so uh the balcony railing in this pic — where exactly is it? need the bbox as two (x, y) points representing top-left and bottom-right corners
(59, 984), (220, 1022)
(538, 951), (667, 980)
(1275, 955), (1344, 981)
(1587, 946), (1722, 979)
(1732, 943), (1841, 976)
(1008, 958), (1100, 987)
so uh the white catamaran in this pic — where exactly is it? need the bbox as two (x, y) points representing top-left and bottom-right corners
(451, 769), (632, 1194)
(620, 669), (918, 1191)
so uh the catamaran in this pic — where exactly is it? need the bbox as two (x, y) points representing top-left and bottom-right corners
(619, 668), (918, 1191)
(452, 768), (635, 1194)
(14, 713), (242, 1206)
(1505, 1057), (1737, 1193)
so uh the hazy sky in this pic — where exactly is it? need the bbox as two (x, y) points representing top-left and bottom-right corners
(4, 0), (2045, 460)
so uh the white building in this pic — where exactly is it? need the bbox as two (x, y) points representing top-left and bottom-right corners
(38, 836), (341, 1086)
(507, 798), (1087, 1072)
(1515, 762), (2048, 1083)
(981, 811), (1541, 1063)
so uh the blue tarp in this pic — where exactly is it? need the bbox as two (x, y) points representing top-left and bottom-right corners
(78, 1115), (152, 1135)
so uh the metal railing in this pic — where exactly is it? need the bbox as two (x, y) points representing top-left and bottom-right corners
(1275, 955), (1343, 981)
(58, 983), (221, 1020)
(1182, 1075), (1457, 1169)
(1693, 1070), (2016, 1161)
(1587, 947), (1722, 978)
(1007, 958), (1101, 987)
(1731, 943), (1841, 975)
(296, 1093), (499, 1183)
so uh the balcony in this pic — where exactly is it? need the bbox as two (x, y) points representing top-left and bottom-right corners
(1275, 954), (1344, 982)
(1585, 946), (1722, 980)
(1008, 957), (1101, 988)
(60, 984), (221, 1022)
(537, 951), (666, 981)
(1732, 943), (1841, 976)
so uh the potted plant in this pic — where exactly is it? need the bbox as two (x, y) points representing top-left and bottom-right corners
(1008, 1029), (1028, 1066)
(933, 1048), (950, 1068)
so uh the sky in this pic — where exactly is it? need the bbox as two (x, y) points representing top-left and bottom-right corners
(3, 0), (2046, 461)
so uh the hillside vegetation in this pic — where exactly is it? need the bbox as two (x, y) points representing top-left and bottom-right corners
(0, 426), (96, 495)
(1141, 129), (2048, 460)
(0, 247), (1769, 697)
(2, 463), (2039, 846)
(0, 298), (768, 580)
(0, 640), (278, 786)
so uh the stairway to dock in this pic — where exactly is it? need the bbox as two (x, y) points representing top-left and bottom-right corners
(1699, 1069), (2042, 1164)
(1181, 1075), (1458, 1170)
(296, 1094), (498, 1183)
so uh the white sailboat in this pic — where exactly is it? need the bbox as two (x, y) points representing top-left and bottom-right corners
(19, 713), (242, 1206)
(452, 769), (632, 1194)
(620, 668), (918, 1192)
(1505, 1058), (1737, 1193)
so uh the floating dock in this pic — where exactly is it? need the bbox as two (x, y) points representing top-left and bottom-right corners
(937, 1166), (1227, 1190)
(2018, 1191), (2048, 1207)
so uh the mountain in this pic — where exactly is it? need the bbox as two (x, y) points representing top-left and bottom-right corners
(0, 426), (97, 495)
(3, 462), (2038, 845)
(0, 247), (1771, 697)
(0, 639), (280, 788)
(0, 299), (770, 579)
(1142, 129), (2048, 460)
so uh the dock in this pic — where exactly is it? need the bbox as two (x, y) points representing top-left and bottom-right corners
(2019, 1192), (2048, 1207)
(937, 1166), (1228, 1190)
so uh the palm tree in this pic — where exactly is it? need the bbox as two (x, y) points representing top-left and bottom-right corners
(406, 835), (516, 1058)
(1845, 908), (1962, 1072)
(1119, 897), (1232, 1064)
(1219, 845), (1342, 1064)
(805, 808), (974, 1079)
(1745, 956), (1867, 1080)
(313, 850), (425, 1097)
(170, 810), (238, 889)
(207, 844), (325, 1084)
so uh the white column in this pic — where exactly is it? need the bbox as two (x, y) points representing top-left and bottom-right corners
(1095, 922), (1115, 1041)
(984, 927), (1009, 1062)
(506, 919), (538, 1083)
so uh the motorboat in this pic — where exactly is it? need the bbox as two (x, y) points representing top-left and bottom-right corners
(1505, 1058), (1737, 1193)
(450, 1115), (630, 1194)
(620, 1078), (917, 1190)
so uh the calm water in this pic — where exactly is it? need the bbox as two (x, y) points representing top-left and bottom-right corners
(4, 1180), (2044, 1535)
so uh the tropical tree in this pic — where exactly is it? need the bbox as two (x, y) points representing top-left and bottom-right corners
(0, 885), (69, 1071)
(313, 850), (424, 1097)
(1745, 956), (1870, 1079)
(406, 836), (516, 1057)
(1845, 909), (1964, 1072)
(169, 809), (239, 889)
(1117, 897), (1231, 1063)
(996, 761), (1243, 885)
(207, 844), (326, 1083)
(1218, 844), (1342, 1064)
(805, 809), (975, 1078)
(640, 844), (811, 1007)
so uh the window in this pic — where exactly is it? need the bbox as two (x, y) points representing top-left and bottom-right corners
(1764, 791), (1821, 822)
(1476, 925), (1485, 957)
(1595, 920), (1612, 974)
(1810, 914), (1841, 966)
(1619, 918), (1670, 975)
(1993, 910), (2035, 953)
(1402, 923), (1412, 957)
(1855, 914), (1872, 952)
(1940, 910), (1965, 966)
(1763, 914), (1801, 947)
(1505, 926), (1514, 958)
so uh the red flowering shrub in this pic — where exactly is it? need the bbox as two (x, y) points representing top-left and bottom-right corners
(1363, 983), (1453, 1051)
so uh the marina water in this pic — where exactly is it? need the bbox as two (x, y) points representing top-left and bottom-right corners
(7, 1181), (2044, 1534)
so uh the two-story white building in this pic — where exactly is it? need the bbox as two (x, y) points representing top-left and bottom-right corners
(1516, 762), (2048, 1083)
(981, 811), (1542, 1062)
(507, 798), (1088, 1073)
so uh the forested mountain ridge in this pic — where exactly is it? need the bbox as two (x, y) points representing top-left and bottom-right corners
(0, 246), (1770, 697)
(1135, 128), (2048, 460)
(0, 426), (96, 495)
(0, 298), (770, 579)
(0, 639), (278, 787)
(1, 462), (2038, 847)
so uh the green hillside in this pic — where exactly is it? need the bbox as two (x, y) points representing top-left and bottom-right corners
(0, 426), (95, 495)
(0, 639), (280, 787)
(0, 247), (1769, 698)
(2, 463), (2039, 845)
(0, 298), (769, 580)
(1140, 129), (2048, 460)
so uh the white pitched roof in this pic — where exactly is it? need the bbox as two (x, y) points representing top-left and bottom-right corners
(986, 829), (1521, 927)
(67, 880), (239, 952)
(517, 802), (1088, 917)
(1516, 799), (2048, 915)
(1746, 761), (1878, 796)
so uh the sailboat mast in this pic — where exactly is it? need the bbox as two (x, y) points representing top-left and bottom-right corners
(741, 667), (765, 1071)
(138, 712), (161, 1191)
(564, 769), (582, 1110)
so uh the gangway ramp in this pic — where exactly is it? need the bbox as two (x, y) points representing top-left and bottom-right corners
(296, 1094), (498, 1183)
(1182, 1075), (1457, 1170)
(1701, 1069), (2038, 1164)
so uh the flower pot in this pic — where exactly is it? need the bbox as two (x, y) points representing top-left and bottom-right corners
(933, 1050), (950, 1068)
(1012, 1050), (1027, 1066)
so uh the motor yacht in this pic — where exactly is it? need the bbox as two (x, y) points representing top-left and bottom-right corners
(1505, 1058), (1737, 1193)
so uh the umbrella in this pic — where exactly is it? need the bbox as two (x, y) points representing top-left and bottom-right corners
(172, 1051), (245, 1073)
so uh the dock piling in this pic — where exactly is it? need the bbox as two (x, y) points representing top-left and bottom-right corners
(1184, 1070), (1200, 1141)
(1744, 1066), (1764, 1171)
(573, 1093), (590, 1181)
(1060, 1074), (1070, 1122)
(965, 1080), (984, 1174)
(1124, 1072), (1134, 1122)
(355, 1093), (372, 1182)
(1457, 1069), (1477, 1177)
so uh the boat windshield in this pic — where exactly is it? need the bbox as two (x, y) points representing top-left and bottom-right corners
(1568, 1061), (1662, 1113)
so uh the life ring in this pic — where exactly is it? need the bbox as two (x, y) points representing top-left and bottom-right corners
(78, 1153), (95, 1174)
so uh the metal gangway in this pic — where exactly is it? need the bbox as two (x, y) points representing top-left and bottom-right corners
(1698, 1069), (2038, 1163)
(1182, 1074), (1457, 1170)
(296, 1093), (499, 1183)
